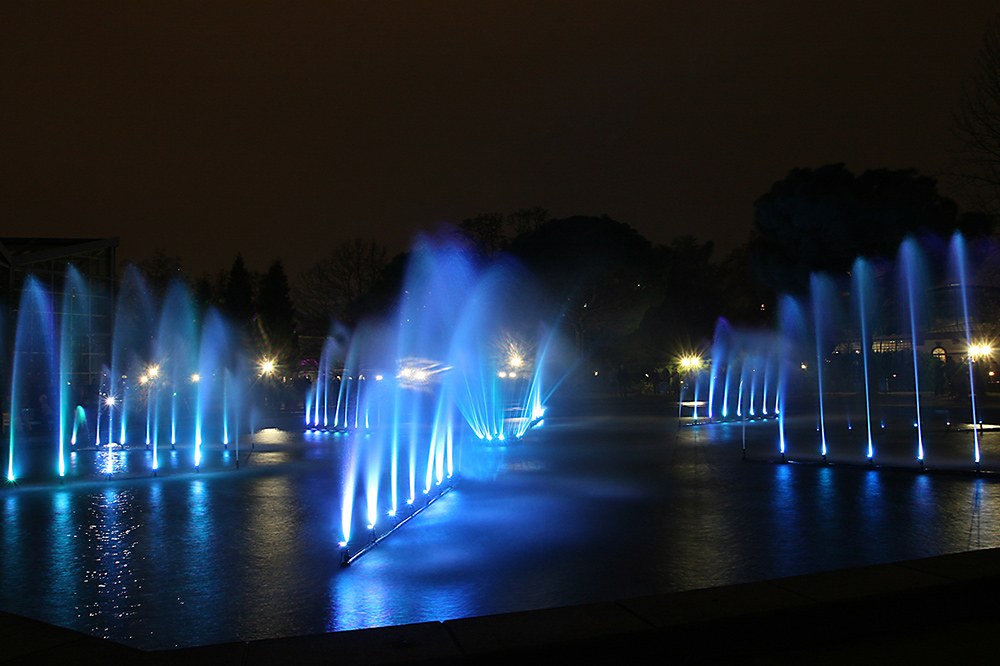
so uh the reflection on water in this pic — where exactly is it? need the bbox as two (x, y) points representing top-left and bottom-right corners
(11, 426), (300, 484)
(78, 489), (142, 639)
(326, 491), (473, 633)
(252, 428), (296, 445)
(1, 419), (1000, 649)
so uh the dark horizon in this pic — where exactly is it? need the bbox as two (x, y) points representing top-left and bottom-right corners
(3, 1), (998, 277)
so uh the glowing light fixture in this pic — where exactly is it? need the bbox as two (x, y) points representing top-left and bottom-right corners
(680, 356), (702, 369)
(970, 344), (993, 357)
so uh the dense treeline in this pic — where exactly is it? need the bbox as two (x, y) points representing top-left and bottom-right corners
(122, 166), (994, 396)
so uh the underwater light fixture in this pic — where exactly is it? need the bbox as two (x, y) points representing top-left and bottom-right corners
(345, 481), (456, 566)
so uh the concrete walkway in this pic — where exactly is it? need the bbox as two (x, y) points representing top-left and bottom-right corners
(6, 545), (999, 665)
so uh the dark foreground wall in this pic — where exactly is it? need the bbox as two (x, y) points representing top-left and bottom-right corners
(9, 545), (1000, 665)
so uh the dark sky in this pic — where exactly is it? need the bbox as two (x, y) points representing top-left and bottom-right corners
(3, 2), (998, 278)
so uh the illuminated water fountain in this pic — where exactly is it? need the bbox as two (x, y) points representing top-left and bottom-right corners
(5, 267), (254, 483)
(700, 325), (779, 423)
(303, 232), (556, 564)
(704, 231), (997, 473)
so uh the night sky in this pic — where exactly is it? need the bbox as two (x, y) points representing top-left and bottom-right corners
(3, 2), (998, 278)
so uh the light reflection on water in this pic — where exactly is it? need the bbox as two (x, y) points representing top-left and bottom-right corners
(0, 418), (999, 649)
(78, 488), (142, 639)
(12, 427), (298, 484)
(46, 491), (76, 624)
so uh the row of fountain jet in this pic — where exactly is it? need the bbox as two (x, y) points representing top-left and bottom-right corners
(304, 232), (553, 547)
(5, 264), (259, 482)
(3, 231), (558, 556)
(686, 232), (997, 471)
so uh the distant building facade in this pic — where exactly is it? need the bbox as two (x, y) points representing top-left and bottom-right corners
(1, 237), (119, 392)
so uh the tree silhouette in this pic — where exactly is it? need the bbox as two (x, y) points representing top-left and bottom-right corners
(955, 15), (1000, 217)
(750, 164), (992, 297)
(640, 237), (718, 338)
(257, 259), (298, 370)
(459, 213), (506, 256)
(460, 207), (551, 256)
(133, 248), (184, 302)
(293, 238), (388, 332)
(223, 253), (256, 340)
(508, 215), (659, 354)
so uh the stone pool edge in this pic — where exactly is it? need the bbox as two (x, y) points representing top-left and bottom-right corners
(8, 546), (1000, 665)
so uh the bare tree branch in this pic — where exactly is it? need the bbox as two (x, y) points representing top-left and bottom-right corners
(955, 15), (1000, 217)
(293, 239), (388, 332)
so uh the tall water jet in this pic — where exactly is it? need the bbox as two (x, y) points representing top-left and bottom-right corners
(58, 266), (92, 477)
(776, 295), (806, 460)
(313, 325), (348, 429)
(899, 238), (928, 466)
(446, 255), (536, 441)
(951, 232), (981, 470)
(195, 309), (232, 469)
(852, 257), (877, 463)
(110, 266), (157, 453)
(762, 352), (773, 417)
(153, 280), (198, 463)
(708, 319), (732, 420)
(810, 273), (839, 461)
(7, 277), (59, 482)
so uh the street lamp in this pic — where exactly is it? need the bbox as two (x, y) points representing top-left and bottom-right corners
(679, 355), (702, 370)
(677, 355), (703, 420)
(969, 344), (993, 358)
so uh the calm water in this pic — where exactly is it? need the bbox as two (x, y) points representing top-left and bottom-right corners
(1, 402), (998, 649)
